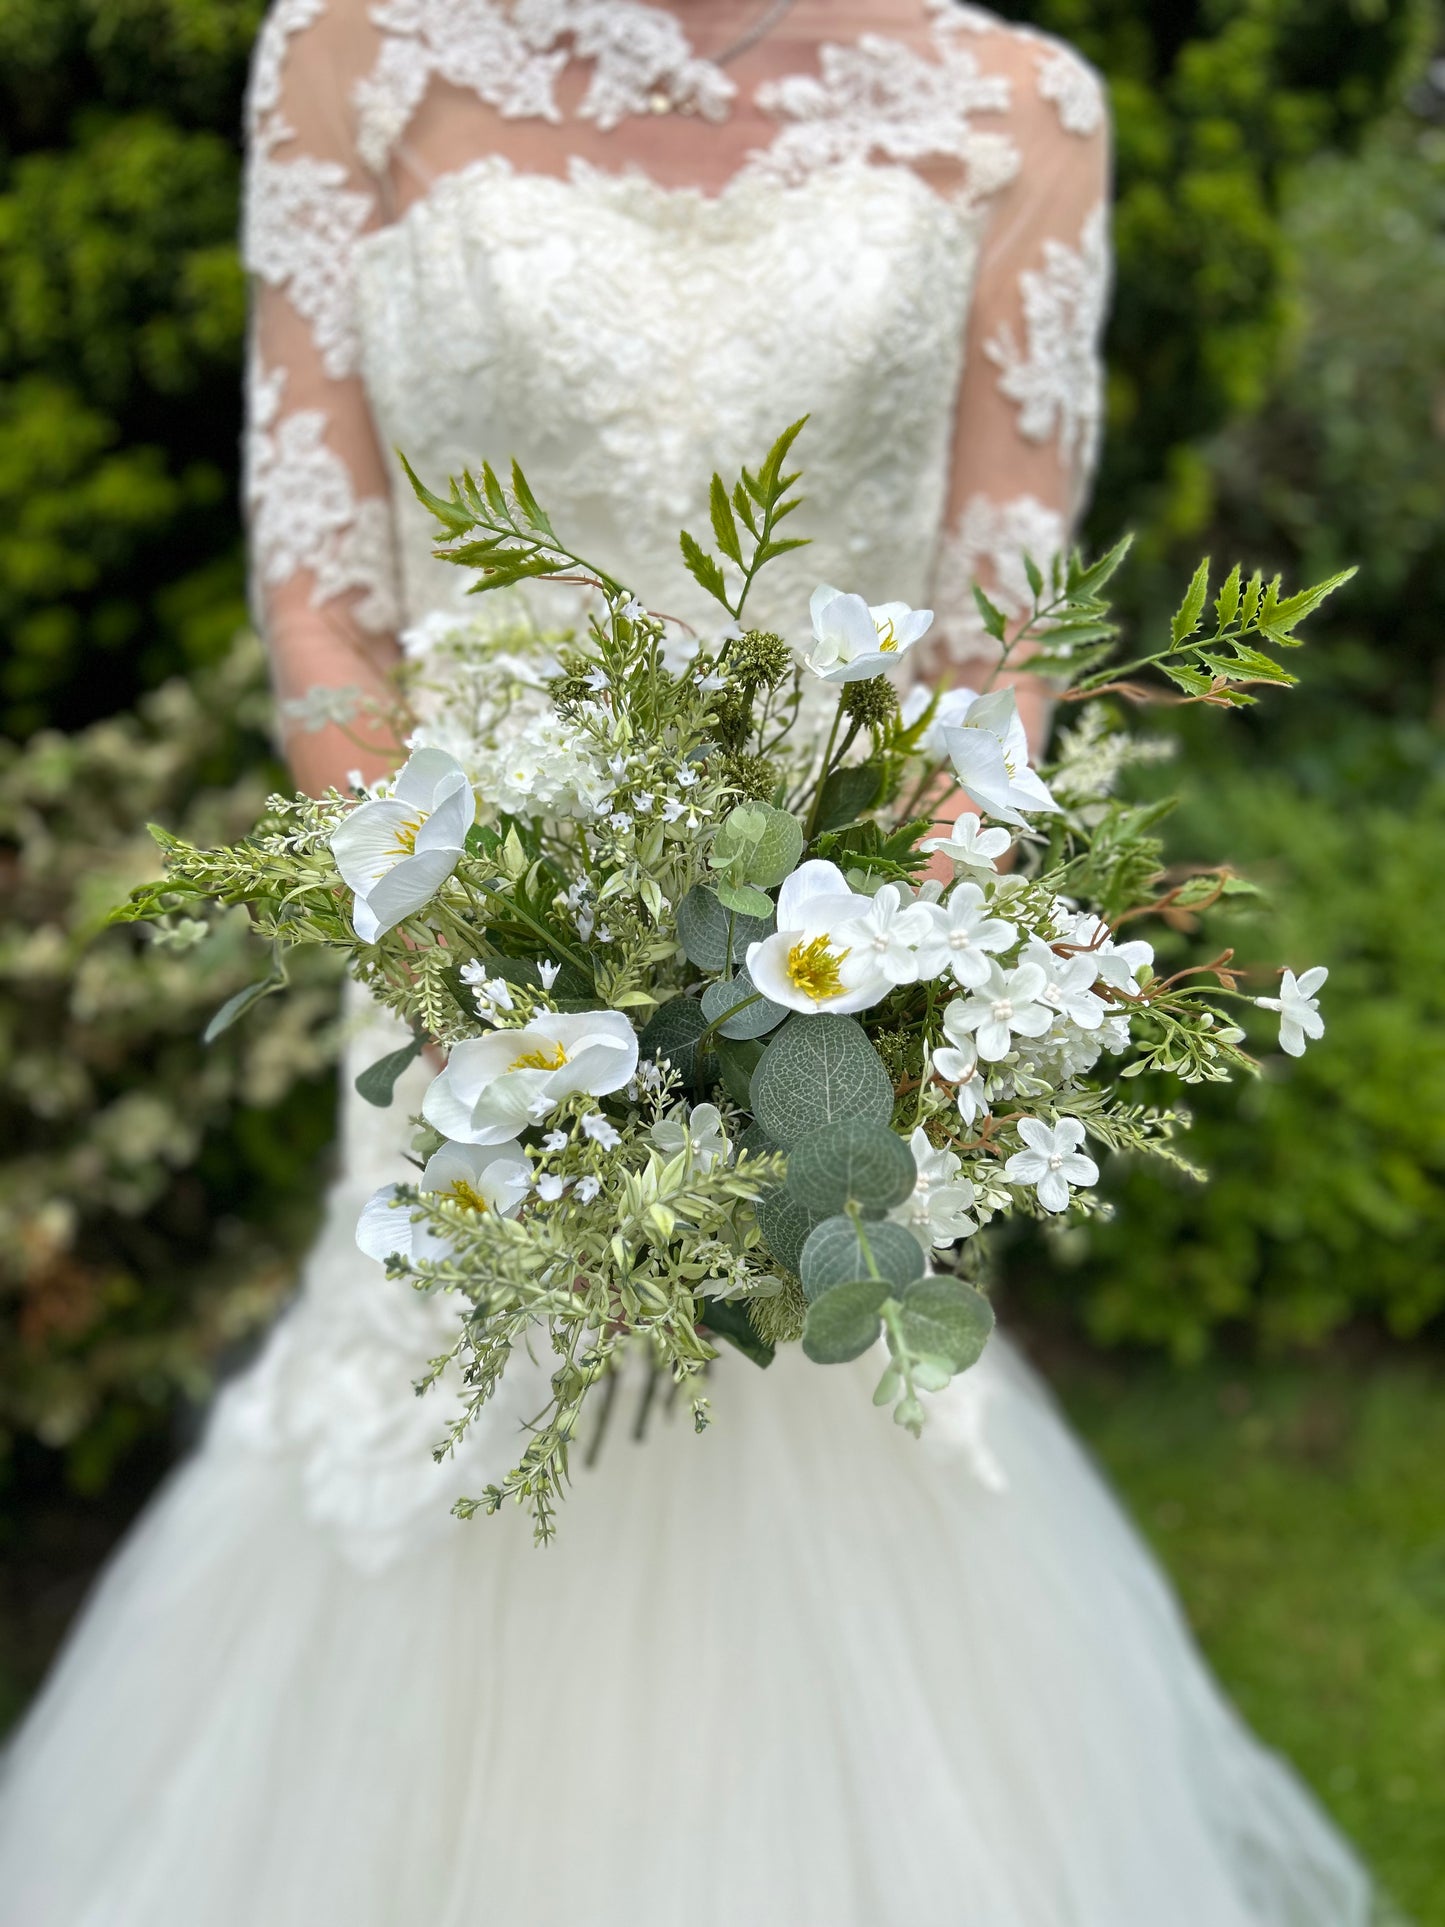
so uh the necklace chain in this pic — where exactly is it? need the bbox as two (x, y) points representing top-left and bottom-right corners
(647, 0), (798, 113)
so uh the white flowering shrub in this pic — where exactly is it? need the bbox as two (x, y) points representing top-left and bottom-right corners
(119, 426), (1349, 1539)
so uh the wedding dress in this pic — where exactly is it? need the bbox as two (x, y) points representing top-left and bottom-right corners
(0, 4), (1376, 1922)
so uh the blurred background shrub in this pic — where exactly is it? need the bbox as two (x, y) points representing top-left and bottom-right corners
(0, 0), (1439, 1548)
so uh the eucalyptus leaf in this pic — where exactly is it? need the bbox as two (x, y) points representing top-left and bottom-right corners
(751, 1015), (895, 1146)
(801, 1279), (891, 1364)
(785, 1119), (916, 1219)
(202, 968), (285, 1044)
(799, 1215), (925, 1301)
(354, 1038), (425, 1108)
(735, 1121), (781, 1163)
(638, 998), (715, 1085)
(700, 969), (787, 1040)
(756, 1188), (824, 1275)
(675, 884), (772, 970)
(714, 878), (776, 919)
(897, 1277), (995, 1373)
(716, 1036), (765, 1110)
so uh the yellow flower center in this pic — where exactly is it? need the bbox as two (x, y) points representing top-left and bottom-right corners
(786, 934), (850, 1002)
(509, 1039), (569, 1072)
(876, 617), (898, 653)
(388, 813), (424, 857)
(445, 1178), (490, 1212)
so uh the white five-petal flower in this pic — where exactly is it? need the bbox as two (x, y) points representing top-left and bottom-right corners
(890, 1126), (978, 1250)
(941, 960), (1055, 1062)
(1003, 1116), (1099, 1213)
(1022, 936), (1106, 1031)
(331, 746), (476, 942)
(941, 688), (1060, 828)
(916, 881), (1019, 989)
(920, 812), (1015, 876)
(423, 1012), (639, 1145)
(650, 1102), (730, 1173)
(801, 585), (933, 683)
(1255, 966), (1327, 1057)
(832, 883), (938, 989)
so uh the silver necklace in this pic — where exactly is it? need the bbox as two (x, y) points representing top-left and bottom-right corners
(647, 0), (799, 113)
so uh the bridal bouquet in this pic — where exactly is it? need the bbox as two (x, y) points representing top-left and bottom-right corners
(120, 424), (1346, 1539)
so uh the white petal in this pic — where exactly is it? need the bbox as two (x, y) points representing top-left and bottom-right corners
(393, 745), (468, 808)
(331, 798), (421, 892)
(356, 1185), (411, 1262)
(356, 848), (459, 938)
(1036, 1169), (1071, 1213)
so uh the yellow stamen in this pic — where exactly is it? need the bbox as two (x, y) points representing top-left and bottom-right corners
(446, 1179), (490, 1212)
(509, 1039), (569, 1072)
(388, 813), (424, 857)
(876, 617), (898, 653)
(786, 934), (850, 1002)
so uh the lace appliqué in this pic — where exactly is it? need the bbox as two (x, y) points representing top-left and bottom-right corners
(356, 0), (734, 174)
(1036, 47), (1105, 136)
(751, 15), (1017, 197)
(246, 354), (400, 633)
(244, 0), (376, 380)
(930, 492), (1065, 662)
(985, 202), (1108, 483)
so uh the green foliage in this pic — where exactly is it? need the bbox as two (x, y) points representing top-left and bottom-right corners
(0, 0), (260, 735)
(750, 1016), (895, 1147)
(0, 636), (339, 1492)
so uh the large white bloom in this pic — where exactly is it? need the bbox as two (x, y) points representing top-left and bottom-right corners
(831, 883), (938, 989)
(899, 683), (979, 759)
(1003, 1116), (1099, 1213)
(890, 1126), (978, 1250)
(942, 959), (1054, 1062)
(941, 688), (1060, 827)
(1255, 966), (1327, 1058)
(331, 746), (475, 943)
(356, 1138), (531, 1264)
(916, 881), (1018, 989)
(746, 860), (893, 1015)
(423, 1012), (639, 1145)
(801, 585), (932, 683)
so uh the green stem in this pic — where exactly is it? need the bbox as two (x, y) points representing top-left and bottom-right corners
(803, 700), (847, 842)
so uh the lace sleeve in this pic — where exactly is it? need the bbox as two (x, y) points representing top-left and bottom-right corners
(928, 16), (1111, 674)
(243, 1), (402, 787)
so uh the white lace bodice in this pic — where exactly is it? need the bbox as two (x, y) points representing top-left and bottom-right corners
(244, 0), (1110, 677)
(234, 0), (1111, 1558)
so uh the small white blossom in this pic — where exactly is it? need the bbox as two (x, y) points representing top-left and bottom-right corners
(537, 960), (561, 990)
(633, 792), (654, 813)
(942, 960), (1054, 1062)
(609, 812), (633, 834)
(661, 797), (686, 823)
(1003, 1116), (1099, 1213)
(676, 765), (699, 788)
(1022, 936), (1106, 1031)
(534, 1173), (569, 1202)
(930, 1040), (989, 1128)
(650, 1102), (730, 1172)
(541, 1130), (569, 1152)
(1255, 966), (1327, 1057)
(916, 882), (1018, 989)
(584, 669), (609, 691)
(580, 1111), (621, 1149)
(890, 1127), (978, 1250)
(575, 1175), (602, 1203)
(920, 813), (1014, 876)
(832, 883), (938, 988)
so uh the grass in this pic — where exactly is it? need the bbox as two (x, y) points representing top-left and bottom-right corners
(3, 1352), (1442, 1918)
(1052, 1349), (1445, 1925)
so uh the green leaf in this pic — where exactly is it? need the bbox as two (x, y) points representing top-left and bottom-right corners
(639, 999), (714, 1086)
(675, 884), (772, 970)
(1239, 570), (1264, 629)
(1266, 566), (1357, 634)
(355, 1038), (425, 1107)
(398, 451), (474, 535)
(1068, 533), (1133, 597)
(202, 964), (285, 1044)
(1022, 551), (1044, 600)
(802, 1279), (891, 1364)
(679, 529), (730, 610)
(709, 472), (744, 566)
(799, 1215), (925, 1300)
(813, 762), (883, 836)
(971, 584), (1008, 643)
(751, 1015), (895, 1146)
(736, 1120), (781, 1162)
(897, 1277), (994, 1373)
(1170, 557), (1211, 645)
(717, 1036), (766, 1110)
(700, 969), (787, 1041)
(756, 1188), (824, 1275)
(1160, 661), (1213, 696)
(756, 416), (809, 506)
(711, 802), (805, 888)
(1214, 562), (1242, 629)
(699, 1296), (774, 1368)
(785, 1119), (916, 1219)
(509, 460), (554, 538)
(714, 879), (775, 919)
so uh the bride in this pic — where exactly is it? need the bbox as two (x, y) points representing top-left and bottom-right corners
(0, 4), (1377, 1922)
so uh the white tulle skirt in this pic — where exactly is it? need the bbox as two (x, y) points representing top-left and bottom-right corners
(0, 1026), (1374, 1925)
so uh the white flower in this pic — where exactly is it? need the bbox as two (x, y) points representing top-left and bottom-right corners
(423, 1011), (639, 1145)
(746, 860), (892, 1015)
(899, 683), (980, 759)
(580, 1111), (621, 1149)
(890, 1127), (978, 1250)
(930, 1038), (990, 1128)
(650, 1102), (730, 1172)
(831, 883), (938, 988)
(541, 1130), (569, 1152)
(801, 585), (933, 683)
(942, 960), (1054, 1062)
(920, 812), (1014, 876)
(619, 596), (645, 622)
(537, 960), (561, 990)
(355, 1139), (530, 1264)
(1003, 1116), (1099, 1213)
(1055, 908), (1153, 992)
(1255, 966), (1327, 1057)
(575, 1175), (602, 1203)
(1022, 936), (1106, 1031)
(941, 688), (1060, 827)
(660, 797), (686, 823)
(331, 746), (475, 943)
(916, 881), (1018, 989)
(534, 1173), (569, 1202)
(458, 963), (516, 1021)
